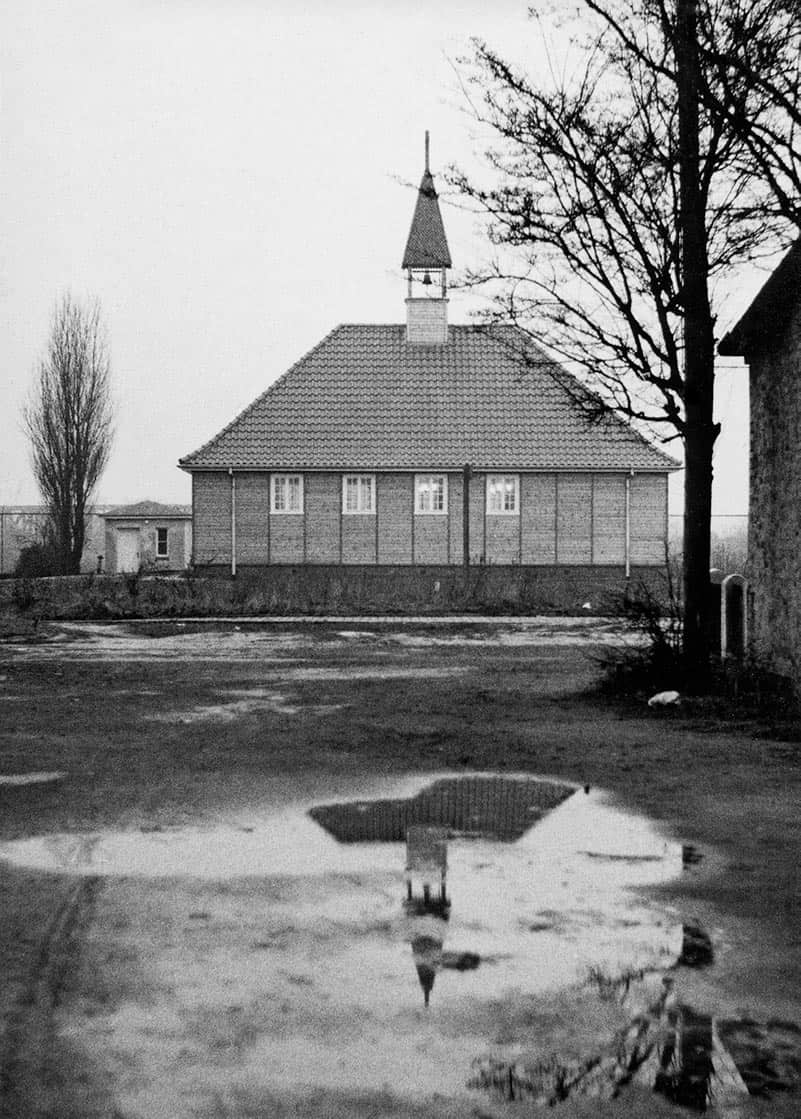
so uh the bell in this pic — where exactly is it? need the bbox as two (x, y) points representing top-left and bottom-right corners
(422, 270), (432, 286)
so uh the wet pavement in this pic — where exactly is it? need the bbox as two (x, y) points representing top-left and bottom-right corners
(0, 772), (797, 1115)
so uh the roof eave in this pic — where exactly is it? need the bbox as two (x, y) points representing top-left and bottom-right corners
(178, 462), (678, 473)
(718, 237), (801, 358)
(717, 327), (743, 357)
(104, 512), (191, 520)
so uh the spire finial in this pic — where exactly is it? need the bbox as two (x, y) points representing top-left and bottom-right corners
(425, 130), (430, 173)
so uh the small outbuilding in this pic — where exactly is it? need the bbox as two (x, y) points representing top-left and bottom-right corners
(719, 237), (801, 685)
(102, 502), (192, 574)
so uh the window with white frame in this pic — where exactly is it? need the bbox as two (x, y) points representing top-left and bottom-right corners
(271, 474), (304, 514)
(342, 474), (375, 514)
(156, 527), (168, 557)
(415, 474), (448, 514)
(487, 475), (520, 515)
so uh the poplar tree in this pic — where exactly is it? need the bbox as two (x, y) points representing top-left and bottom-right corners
(24, 294), (114, 574)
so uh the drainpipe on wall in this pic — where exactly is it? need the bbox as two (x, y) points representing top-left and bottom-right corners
(624, 470), (634, 579)
(463, 463), (472, 568)
(229, 468), (237, 578)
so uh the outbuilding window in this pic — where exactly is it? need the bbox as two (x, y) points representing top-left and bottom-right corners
(156, 527), (168, 557)
(487, 475), (520, 515)
(271, 474), (304, 514)
(343, 474), (375, 514)
(415, 474), (447, 514)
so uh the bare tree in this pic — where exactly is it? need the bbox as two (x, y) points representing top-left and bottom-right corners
(453, 0), (801, 674)
(24, 294), (114, 575)
(587, 1), (801, 225)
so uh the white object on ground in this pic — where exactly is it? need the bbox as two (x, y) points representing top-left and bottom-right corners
(647, 690), (680, 707)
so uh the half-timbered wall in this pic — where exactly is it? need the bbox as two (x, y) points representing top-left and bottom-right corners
(191, 470), (667, 567)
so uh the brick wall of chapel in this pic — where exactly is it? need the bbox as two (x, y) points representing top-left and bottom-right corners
(747, 293), (801, 685)
(191, 470), (667, 567)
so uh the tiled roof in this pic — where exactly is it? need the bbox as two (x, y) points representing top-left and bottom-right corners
(179, 325), (678, 472)
(401, 170), (452, 270)
(103, 501), (191, 519)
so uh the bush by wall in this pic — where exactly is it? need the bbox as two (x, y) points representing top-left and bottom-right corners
(14, 542), (60, 579)
(0, 564), (670, 621)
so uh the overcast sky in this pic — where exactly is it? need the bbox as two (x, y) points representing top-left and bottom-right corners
(2, 0), (757, 515)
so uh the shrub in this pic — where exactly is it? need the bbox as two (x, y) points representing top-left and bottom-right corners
(600, 576), (800, 719)
(597, 566), (684, 695)
(14, 541), (59, 579)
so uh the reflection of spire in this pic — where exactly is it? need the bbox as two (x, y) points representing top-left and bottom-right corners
(412, 935), (443, 1008)
(405, 826), (449, 1007)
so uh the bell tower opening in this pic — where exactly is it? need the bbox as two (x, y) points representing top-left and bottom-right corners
(402, 131), (452, 344)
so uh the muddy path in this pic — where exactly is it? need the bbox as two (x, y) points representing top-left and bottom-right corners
(0, 875), (100, 1119)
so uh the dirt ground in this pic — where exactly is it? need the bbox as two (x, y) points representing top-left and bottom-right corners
(0, 618), (800, 1119)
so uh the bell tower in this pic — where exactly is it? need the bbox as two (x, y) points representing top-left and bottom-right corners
(402, 132), (452, 344)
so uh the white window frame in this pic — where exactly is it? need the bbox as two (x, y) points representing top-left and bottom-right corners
(156, 526), (169, 557)
(415, 474), (448, 515)
(486, 474), (520, 516)
(271, 473), (304, 514)
(342, 474), (376, 515)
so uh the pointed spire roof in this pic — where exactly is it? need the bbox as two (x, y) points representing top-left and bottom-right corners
(412, 935), (443, 1008)
(416, 962), (436, 1007)
(402, 132), (452, 270)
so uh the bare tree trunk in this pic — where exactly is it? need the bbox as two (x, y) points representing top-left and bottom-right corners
(676, 0), (718, 678)
(70, 501), (87, 575)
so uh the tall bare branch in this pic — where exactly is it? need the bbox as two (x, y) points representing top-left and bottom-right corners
(453, 0), (801, 672)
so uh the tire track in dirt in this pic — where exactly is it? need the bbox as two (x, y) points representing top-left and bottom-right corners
(0, 876), (99, 1119)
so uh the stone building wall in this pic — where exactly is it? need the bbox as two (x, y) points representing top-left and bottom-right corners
(747, 292), (801, 683)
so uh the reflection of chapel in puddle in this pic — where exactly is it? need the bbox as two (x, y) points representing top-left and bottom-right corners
(308, 774), (574, 1009)
(405, 826), (450, 1007)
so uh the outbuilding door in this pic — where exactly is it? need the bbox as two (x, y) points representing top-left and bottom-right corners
(116, 528), (140, 573)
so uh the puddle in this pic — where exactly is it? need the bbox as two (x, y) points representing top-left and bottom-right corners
(0, 774), (676, 890)
(0, 776), (688, 1017)
(2, 618), (642, 663)
(0, 771), (67, 786)
(3, 773), (793, 1113)
(387, 624), (641, 649)
(469, 995), (758, 1111)
(288, 666), (467, 681)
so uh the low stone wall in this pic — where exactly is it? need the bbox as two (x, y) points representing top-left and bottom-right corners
(0, 564), (669, 620)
